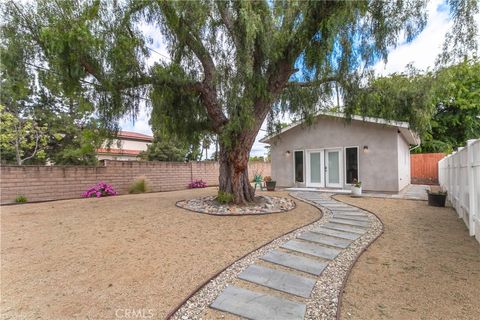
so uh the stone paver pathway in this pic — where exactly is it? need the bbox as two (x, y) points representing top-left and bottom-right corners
(209, 192), (378, 319)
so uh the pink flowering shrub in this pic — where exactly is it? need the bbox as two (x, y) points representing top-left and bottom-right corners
(82, 182), (117, 198)
(188, 179), (208, 188)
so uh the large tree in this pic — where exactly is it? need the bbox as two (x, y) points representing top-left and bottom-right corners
(3, 0), (478, 203)
(344, 60), (480, 153)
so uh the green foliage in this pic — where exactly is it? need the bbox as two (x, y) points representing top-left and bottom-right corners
(0, 105), (49, 165)
(0, 8), (105, 166)
(216, 191), (234, 204)
(128, 177), (148, 194)
(140, 130), (201, 162)
(249, 156), (265, 162)
(15, 195), (28, 203)
(345, 60), (480, 153)
(344, 66), (434, 136)
(421, 60), (480, 153)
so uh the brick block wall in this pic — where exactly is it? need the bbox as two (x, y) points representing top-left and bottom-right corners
(0, 160), (271, 204)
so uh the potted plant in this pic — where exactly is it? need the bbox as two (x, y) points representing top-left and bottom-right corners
(427, 187), (447, 207)
(264, 176), (276, 191)
(351, 179), (362, 196)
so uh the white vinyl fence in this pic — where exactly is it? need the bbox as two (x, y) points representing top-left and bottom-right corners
(438, 139), (480, 244)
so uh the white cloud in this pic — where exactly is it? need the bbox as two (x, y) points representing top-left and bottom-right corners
(119, 102), (153, 135)
(373, 0), (480, 75)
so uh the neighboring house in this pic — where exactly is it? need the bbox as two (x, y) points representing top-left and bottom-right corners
(97, 131), (153, 161)
(260, 112), (420, 193)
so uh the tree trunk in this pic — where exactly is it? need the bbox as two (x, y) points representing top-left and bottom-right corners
(218, 138), (255, 205)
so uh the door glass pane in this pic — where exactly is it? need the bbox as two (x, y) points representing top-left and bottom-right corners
(294, 151), (304, 182)
(345, 147), (358, 184)
(328, 151), (340, 184)
(310, 152), (321, 183)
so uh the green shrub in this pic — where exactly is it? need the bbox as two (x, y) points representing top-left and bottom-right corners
(15, 195), (27, 203)
(216, 191), (234, 204)
(128, 178), (148, 194)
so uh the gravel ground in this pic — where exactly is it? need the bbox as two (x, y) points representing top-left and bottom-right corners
(0, 188), (319, 320)
(336, 195), (480, 320)
(176, 192), (383, 320)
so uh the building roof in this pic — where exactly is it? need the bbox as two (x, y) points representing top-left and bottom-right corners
(117, 131), (153, 142)
(96, 148), (142, 156)
(260, 111), (421, 145)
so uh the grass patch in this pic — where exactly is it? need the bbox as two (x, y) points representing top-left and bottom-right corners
(128, 178), (148, 194)
(216, 191), (234, 204)
(15, 195), (28, 203)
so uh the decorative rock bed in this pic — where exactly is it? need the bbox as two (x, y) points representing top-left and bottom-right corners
(176, 195), (296, 215)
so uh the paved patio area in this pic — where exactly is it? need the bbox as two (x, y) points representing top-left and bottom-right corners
(286, 184), (430, 201)
(363, 184), (429, 200)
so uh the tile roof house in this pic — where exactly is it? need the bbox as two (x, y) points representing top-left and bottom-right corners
(260, 112), (420, 193)
(97, 131), (153, 161)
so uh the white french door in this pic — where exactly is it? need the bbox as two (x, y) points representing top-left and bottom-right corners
(305, 148), (343, 188)
(306, 150), (324, 187)
(326, 149), (343, 188)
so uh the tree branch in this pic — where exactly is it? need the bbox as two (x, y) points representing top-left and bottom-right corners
(286, 77), (338, 87)
(160, 2), (228, 131)
(217, 2), (240, 50)
(20, 131), (41, 165)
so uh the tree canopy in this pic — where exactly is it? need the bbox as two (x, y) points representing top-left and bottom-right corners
(345, 60), (480, 153)
(2, 0), (478, 203)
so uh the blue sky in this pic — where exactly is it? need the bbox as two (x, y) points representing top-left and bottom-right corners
(120, 0), (480, 157)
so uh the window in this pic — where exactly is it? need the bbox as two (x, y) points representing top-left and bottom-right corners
(345, 147), (358, 184)
(294, 151), (304, 183)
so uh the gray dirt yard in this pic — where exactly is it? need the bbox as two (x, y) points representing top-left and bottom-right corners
(0, 188), (320, 320)
(335, 195), (480, 320)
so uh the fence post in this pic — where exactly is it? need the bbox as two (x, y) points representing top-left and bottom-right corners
(467, 140), (476, 236)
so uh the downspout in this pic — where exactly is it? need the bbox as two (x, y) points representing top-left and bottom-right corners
(409, 143), (421, 152)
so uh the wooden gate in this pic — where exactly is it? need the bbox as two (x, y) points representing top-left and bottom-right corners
(410, 153), (446, 185)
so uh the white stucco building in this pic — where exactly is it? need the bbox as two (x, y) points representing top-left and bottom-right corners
(97, 131), (153, 161)
(260, 112), (420, 193)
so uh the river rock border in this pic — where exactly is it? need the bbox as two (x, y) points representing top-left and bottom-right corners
(168, 192), (383, 319)
(176, 195), (296, 215)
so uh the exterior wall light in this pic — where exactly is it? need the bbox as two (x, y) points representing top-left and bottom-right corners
(363, 146), (369, 153)
(285, 150), (291, 155)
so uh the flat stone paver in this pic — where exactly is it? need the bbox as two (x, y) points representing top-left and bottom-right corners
(323, 222), (367, 234)
(311, 226), (362, 240)
(314, 200), (337, 205)
(210, 286), (306, 320)
(329, 218), (370, 228)
(298, 231), (352, 249)
(328, 207), (361, 212)
(261, 250), (327, 276)
(282, 239), (341, 260)
(332, 214), (370, 222)
(322, 204), (352, 208)
(238, 265), (316, 298)
(330, 209), (365, 215)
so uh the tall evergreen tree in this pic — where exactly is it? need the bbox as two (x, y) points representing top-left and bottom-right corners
(2, 0), (477, 203)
